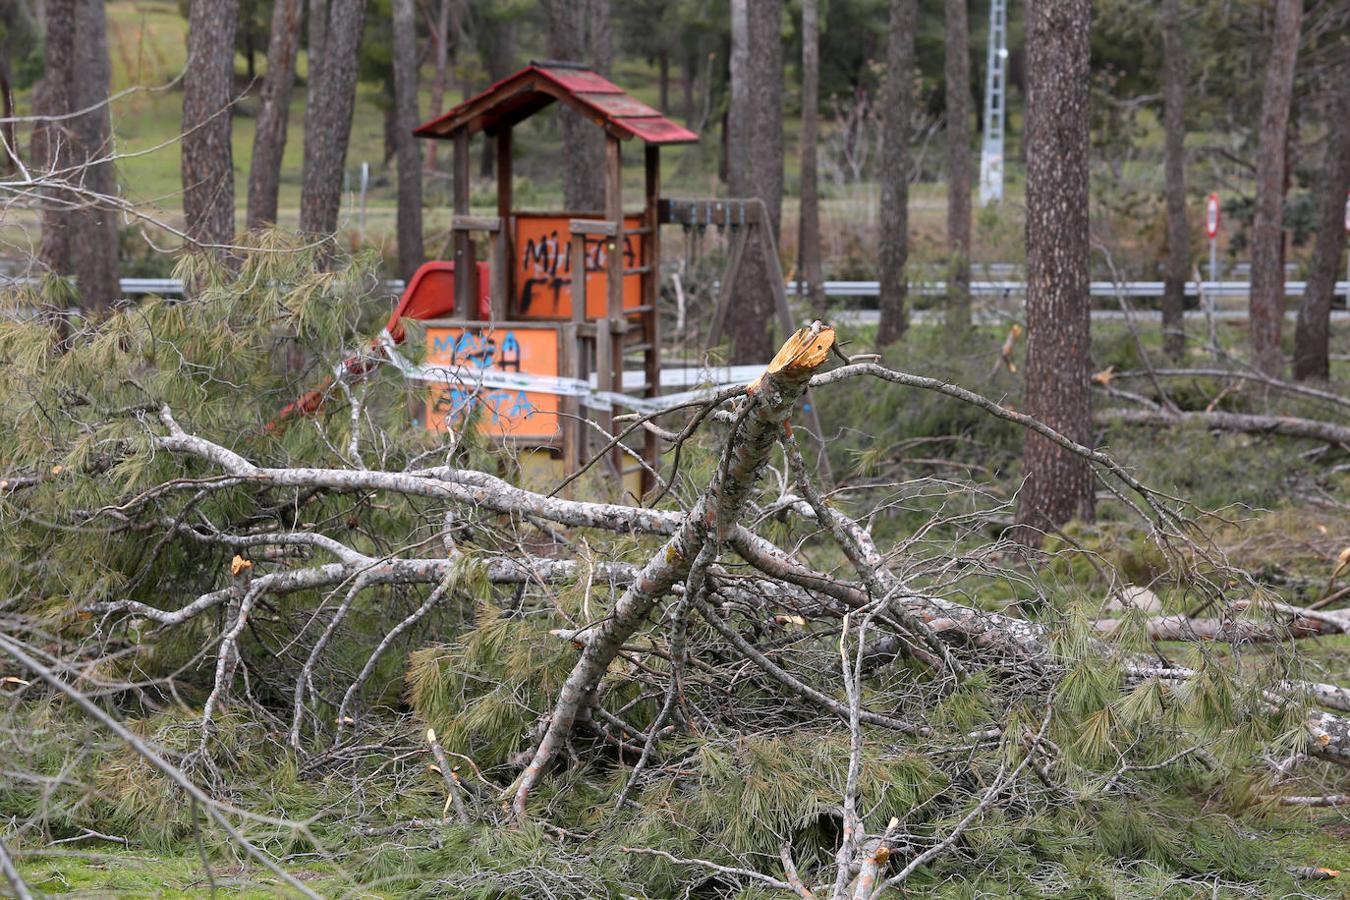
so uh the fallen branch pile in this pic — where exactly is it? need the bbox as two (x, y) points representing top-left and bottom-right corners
(3, 303), (1349, 895)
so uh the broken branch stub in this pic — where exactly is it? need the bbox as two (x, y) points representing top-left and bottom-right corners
(511, 325), (835, 821)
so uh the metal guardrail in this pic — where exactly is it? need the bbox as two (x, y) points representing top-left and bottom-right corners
(4, 276), (1346, 302)
(797, 280), (1350, 299)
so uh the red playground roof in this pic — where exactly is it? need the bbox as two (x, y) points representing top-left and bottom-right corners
(413, 62), (699, 146)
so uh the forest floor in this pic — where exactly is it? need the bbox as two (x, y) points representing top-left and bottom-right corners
(8, 316), (1350, 897)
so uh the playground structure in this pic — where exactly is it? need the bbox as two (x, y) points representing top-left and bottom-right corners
(373, 61), (823, 494)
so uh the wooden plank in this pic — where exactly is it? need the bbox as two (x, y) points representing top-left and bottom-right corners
(605, 137), (625, 483)
(642, 144), (661, 494)
(560, 322), (581, 486)
(594, 317), (616, 479)
(567, 219), (618, 236)
(497, 126), (513, 320)
(569, 232), (589, 474)
(569, 231), (588, 325)
(605, 138), (624, 323)
(451, 215), (502, 232)
(452, 128), (474, 319)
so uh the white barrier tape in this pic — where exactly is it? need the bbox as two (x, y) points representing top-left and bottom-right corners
(375, 330), (753, 415)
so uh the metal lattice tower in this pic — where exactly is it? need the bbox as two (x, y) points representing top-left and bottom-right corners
(979, 0), (1009, 206)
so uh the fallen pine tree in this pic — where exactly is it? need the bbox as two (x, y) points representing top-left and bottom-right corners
(1, 251), (1348, 896)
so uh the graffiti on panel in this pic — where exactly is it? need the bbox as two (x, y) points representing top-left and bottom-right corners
(514, 215), (644, 319)
(424, 325), (560, 441)
(430, 386), (535, 427)
(430, 329), (523, 372)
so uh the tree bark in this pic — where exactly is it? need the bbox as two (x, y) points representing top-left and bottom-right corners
(681, 52), (696, 126)
(944, 0), (971, 334)
(69, 0), (120, 312)
(1293, 71), (1350, 382)
(182, 0), (240, 249)
(797, 0), (825, 318)
(299, 0), (368, 238)
(1013, 0), (1094, 545)
(247, 0), (302, 229)
(727, 0), (784, 364)
(511, 326), (836, 821)
(392, 0), (424, 280)
(727, 0), (749, 196)
(243, 0), (258, 80)
(877, 0), (914, 346)
(309, 0), (328, 85)
(425, 0), (452, 172)
(657, 50), (669, 112)
(543, 0), (609, 211)
(472, 9), (517, 180)
(1248, 0), (1303, 376)
(33, 0), (74, 278)
(1159, 0), (1188, 361)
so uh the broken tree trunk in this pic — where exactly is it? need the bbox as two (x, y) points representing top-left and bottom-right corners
(511, 324), (836, 820)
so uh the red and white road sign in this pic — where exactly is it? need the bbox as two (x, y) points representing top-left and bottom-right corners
(1206, 193), (1221, 238)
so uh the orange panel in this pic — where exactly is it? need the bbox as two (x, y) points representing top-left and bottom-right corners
(423, 324), (560, 442)
(514, 214), (644, 319)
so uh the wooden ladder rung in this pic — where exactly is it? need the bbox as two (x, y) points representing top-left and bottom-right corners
(623, 266), (653, 276)
(623, 342), (654, 354)
(625, 304), (655, 315)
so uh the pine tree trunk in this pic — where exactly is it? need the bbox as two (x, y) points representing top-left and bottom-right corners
(69, 0), (120, 312)
(544, 0), (608, 212)
(243, 0), (258, 80)
(309, 0), (328, 85)
(474, 15), (518, 180)
(1013, 0), (1094, 545)
(425, 0), (451, 171)
(590, 0), (612, 77)
(658, 50), (669, 112)
(299, 0), (368, 238)
(34, 0), (74, 279)
(681, 52), (696, 125)
(0, 60), (16, 175)
(247, 0), (302, 229)
(1248, 0), (1302, 376)
(877, 0), (914, 346)
(727, 0), (783, 364)
(392, 0), (424, 281)
(1159, 0), (1188, 361)
(798, 0), (826, 318)
(182, 0), (240, 248)
(1293, 72), (1350, 382)
(726, 0), (749, 196)
(944, 0), (972, 334)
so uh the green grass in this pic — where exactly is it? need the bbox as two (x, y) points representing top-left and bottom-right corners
(18, 849), (346, 898)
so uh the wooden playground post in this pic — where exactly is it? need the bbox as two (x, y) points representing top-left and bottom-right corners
(492, 125), (513, 321)
(452, 128), (477, 318)
(605, 136), (624, 483)
(641, 145), (661, 494)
